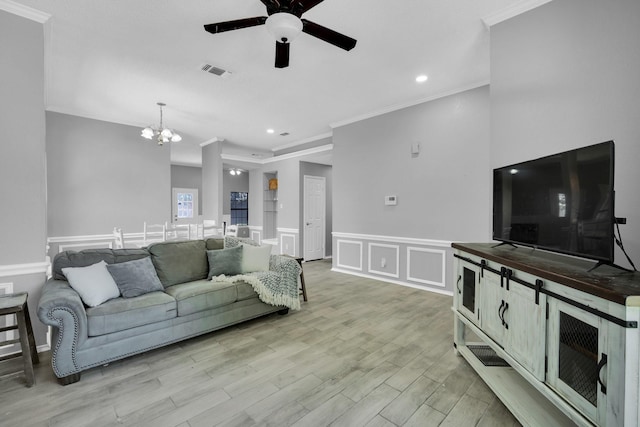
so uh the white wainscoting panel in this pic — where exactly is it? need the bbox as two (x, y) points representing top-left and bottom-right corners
(280, 234), (296, 257)
(333, 232), (453, 295)
(407, 247), (446, 288)
(368, 243), (400, 278)
(336, 240), (363, 271)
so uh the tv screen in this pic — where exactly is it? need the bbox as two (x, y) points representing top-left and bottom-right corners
(493, 141), (615, 262)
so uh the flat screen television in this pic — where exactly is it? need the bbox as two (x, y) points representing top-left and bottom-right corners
(493, 141), (615, 263)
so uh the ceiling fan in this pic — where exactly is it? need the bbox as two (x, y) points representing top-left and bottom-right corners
(204, 0), (357, 68)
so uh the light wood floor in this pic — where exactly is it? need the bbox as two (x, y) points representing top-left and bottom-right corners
(0, 259), (521, 427)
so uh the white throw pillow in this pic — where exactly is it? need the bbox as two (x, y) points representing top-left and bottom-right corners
(241, 244), (271, 273)
(62, 261), (121, 307)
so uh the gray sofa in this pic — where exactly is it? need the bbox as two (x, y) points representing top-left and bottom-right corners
(37, 238), (297, 385)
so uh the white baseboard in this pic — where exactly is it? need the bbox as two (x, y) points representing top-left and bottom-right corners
(331, 267), (453, 297)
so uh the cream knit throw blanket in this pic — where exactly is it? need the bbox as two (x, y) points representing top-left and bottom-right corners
(211, 255), (302, 310)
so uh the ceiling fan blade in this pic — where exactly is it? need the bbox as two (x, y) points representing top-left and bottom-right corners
(259, 0), (282, 14)
(275, 41), (290, 68)
(204, 17), (267, 34)
(292, 0), (325, 15)
(301, 19), (357, 51)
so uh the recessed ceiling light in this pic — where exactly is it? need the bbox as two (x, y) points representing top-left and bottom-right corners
(416, 74), (428, 83)
(267, 129), (275, 134)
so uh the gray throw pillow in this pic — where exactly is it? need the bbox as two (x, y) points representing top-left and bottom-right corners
(207, 245), (243, 279)
(106, 257), (164, 298)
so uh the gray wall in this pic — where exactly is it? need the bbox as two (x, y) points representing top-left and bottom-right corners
(0, 11), (47, 264)
(47, 112), (171, 237)
(331, 86), (490, 293)
(300, 161), (333, 258)
(223, 170), (249, 215)
(333, 86), (491, 240)
(171, 165), (202, 216)
(491, 0), (640, 269)
(0, 10), (48, 352)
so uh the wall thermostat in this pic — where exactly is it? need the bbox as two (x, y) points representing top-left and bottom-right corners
(385, 195), (397, 206)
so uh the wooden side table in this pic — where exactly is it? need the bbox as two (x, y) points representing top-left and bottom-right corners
(294, 257), (308, 302)
(284, 256), (308, 302)
(0, 292), (39, 387)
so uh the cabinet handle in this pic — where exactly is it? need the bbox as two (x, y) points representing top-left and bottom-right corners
(597, 353), (608, 394)
(502, 302), (509, 329)
(498, 300), (505, 324)
(457, 275), (461, 294)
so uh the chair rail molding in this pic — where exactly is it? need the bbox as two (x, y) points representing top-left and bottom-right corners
(332, 232), (453, 248)
(0, 261), (49, 278)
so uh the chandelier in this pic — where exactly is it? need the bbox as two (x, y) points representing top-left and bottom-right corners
(141, 102), (182, 145)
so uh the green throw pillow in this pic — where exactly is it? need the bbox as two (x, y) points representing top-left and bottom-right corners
(207, 245), (243, 279)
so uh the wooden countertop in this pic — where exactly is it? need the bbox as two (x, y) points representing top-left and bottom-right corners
(452, 242), (640, 306)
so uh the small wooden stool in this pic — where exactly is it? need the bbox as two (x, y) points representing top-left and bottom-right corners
(0, 292), (39, 387)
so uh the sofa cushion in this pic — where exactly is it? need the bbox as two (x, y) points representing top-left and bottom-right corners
(164, 280), (238, 316)
(147, 240), (208, 287)
(206, 246), (243, 279)
(106, 257), (164, 298)
(236, 281), (258, 301)
(61, 261), (121, 307)
(52, 248), (149, 280)
(86, 291), (177, 336)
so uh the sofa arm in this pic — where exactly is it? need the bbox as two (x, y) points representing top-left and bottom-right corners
(37, 278), (88, 378)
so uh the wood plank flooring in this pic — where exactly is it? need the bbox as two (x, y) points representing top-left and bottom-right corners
(0, 259), (521, 427)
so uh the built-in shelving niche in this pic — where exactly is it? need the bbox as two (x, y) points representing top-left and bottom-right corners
(263, 172), (277, 240)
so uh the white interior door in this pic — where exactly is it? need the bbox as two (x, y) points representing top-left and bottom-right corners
(172, 188), (199, 224)
(304, 175), (325, 261)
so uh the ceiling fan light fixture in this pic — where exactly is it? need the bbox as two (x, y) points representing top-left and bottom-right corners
(265, 12), (303, 43)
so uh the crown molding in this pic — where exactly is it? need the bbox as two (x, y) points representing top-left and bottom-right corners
(0, 0), (50, 23)
(330, 80), (489, 129)
(482, 0), (553, 27)
(271, 132), (332, 152)
(221, 143), (333, 165)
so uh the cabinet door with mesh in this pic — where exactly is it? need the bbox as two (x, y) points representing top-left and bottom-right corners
(547, 299), (607, 425)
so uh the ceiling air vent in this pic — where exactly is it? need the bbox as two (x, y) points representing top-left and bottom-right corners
(280, 132), (290, 136)
(201, 64), (232, 78)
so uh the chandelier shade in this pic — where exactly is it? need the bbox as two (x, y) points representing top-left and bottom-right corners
(141, 102), (182, 145)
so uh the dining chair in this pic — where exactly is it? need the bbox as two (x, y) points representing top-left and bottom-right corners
(143, 222), (167, 244)
(201, 219), (219, 239)
(113, 227), (125, 249)
(165, 222), (191, 241)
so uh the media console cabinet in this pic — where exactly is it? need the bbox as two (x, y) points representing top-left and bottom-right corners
(452, 243), (640, 427)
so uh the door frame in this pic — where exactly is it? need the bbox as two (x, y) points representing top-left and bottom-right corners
(303, 175), (326, 261)
(172, 187), (199, 224)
